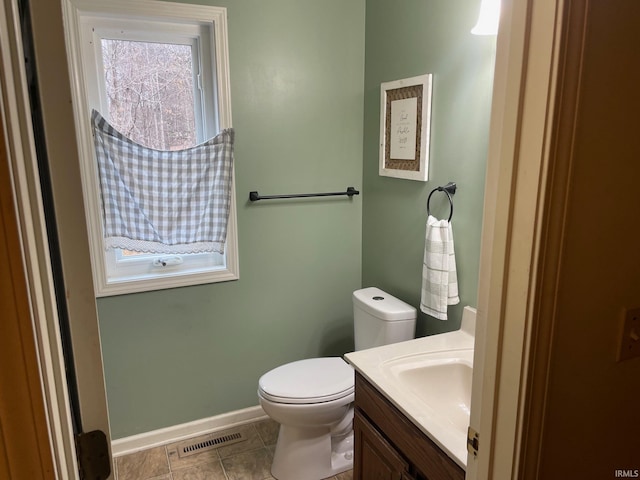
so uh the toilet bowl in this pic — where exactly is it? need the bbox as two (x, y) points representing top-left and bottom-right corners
(258, 357), (354, 480)
(257, 287), (417, 480)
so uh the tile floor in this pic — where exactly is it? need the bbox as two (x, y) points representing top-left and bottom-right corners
(112, 418), (353, 480)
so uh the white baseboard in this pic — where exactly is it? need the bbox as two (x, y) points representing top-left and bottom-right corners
(111, 405), (268, 457)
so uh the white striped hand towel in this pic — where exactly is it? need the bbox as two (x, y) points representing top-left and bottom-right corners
(420, 215), (460, 320)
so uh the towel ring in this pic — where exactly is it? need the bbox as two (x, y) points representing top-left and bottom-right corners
(427, 182), (457, 222)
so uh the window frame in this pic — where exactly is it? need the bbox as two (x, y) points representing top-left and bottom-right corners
(62, 0), (239, 297)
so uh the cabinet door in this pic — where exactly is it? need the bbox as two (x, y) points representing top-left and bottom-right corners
(354, 410), (409, 480)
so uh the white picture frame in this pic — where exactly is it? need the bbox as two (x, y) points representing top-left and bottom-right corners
(379, 74), (433, 181)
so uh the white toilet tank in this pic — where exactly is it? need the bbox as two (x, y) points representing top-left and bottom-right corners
(353, 287), (417, 351)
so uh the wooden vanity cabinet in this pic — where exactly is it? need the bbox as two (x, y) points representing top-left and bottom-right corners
(353, 373), (465, 480)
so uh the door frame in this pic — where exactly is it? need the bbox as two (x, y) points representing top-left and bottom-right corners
(0, 0), (111, 477)
(1, 0), (79, 477)
(467, 0), (566, 478)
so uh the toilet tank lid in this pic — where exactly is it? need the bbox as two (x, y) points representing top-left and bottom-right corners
(353, 287), (417, 321)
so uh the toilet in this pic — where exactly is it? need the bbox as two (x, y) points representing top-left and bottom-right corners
(258, 287), (417, 480)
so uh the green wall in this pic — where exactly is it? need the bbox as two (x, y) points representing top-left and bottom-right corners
(362, 0), (496, 336)
(97, 0), (365, 439)
(97, 0), (496, 439)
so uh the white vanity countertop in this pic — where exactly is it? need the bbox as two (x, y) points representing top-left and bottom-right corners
(344, 307), (475, 470)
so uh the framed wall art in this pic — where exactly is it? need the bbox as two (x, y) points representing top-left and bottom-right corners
(379, 74), (433, 181)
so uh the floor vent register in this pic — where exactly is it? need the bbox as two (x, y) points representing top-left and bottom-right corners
(178, 431), (246, 458)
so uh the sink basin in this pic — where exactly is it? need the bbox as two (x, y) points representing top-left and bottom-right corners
(380, 349), (473, 436)
(344, 306), (477, 469)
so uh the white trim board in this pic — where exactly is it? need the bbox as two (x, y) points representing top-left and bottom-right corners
(111, 405), (268, 457)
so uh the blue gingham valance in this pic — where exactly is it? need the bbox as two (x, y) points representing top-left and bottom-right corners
(91, 110), (234, 254)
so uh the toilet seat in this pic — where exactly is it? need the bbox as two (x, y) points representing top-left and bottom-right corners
(258, 357), (354, 405)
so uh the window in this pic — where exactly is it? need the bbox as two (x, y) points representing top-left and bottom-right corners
(101, 39), (199, 150)
(64, 0), (238, 296)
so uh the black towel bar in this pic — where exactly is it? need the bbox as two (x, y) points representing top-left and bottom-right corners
(249, 187), (359, 202)
(427, 182), (456, 222)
